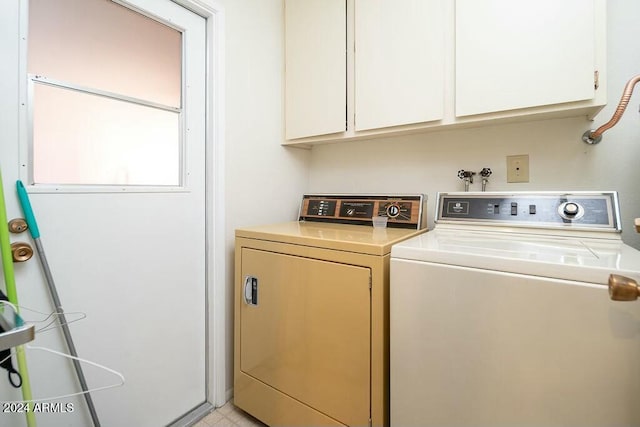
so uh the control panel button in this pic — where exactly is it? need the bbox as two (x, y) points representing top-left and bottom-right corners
(511, 202), (518, 216)
(529, 204), (536, 215)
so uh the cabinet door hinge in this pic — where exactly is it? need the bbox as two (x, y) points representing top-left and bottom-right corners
(369, 274), (372, 290)
(594, 70), (599, 90)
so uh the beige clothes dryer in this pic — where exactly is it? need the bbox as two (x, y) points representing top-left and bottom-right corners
(234, 195), (426, 427)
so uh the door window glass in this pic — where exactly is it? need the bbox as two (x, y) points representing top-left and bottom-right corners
(32, 82), (180, 186)
(28, 0), (182, 187)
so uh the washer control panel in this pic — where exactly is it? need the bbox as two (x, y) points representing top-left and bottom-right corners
(437, 192), (620, 231)
(300, 194), (427, 229)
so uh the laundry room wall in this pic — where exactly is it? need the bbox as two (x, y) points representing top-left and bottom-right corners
(223, 0), (310, 246)
(221, 0), (310, 398)
(308, 0), (640, 250)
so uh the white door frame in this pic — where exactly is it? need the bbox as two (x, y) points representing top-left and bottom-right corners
(17, 0), (227, 412)
(166, 0), (228, 409)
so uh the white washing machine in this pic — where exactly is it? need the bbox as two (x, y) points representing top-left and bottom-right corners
(390, 191), (640, 427)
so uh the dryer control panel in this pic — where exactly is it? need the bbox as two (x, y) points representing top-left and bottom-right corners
(300, 194), (427, 229)
(436, 192), (620, 231)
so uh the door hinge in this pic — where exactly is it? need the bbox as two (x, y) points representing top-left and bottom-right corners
(369, 274), (372, 290)
(594, 70), (599, 90)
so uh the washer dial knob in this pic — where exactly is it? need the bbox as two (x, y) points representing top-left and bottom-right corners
(563, 202), (579, 216)
(558, 201), (584, 221)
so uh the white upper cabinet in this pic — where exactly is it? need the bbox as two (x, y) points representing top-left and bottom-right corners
(285, 0), (346, 139)
(284, 0), (606, 145)
(456, 0), (597, 117)
(354, 0), (445, 131)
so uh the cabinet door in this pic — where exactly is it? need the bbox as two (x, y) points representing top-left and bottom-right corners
(456, 0), (596, 117)
(354, 0), (445, 131)
(240, 248), (371, 427)
(285, 0), (346, 139)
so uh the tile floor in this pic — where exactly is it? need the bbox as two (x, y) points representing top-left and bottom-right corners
(194, 401), (267, 427)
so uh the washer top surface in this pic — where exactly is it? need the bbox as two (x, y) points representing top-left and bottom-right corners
(236, 221), (425, 256)
(391, 191), (640, 285)
(391, 228), (640, 285)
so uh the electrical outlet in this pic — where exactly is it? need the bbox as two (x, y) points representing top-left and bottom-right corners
(506, 155), (529, 183)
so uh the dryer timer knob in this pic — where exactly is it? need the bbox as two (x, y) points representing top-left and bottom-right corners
(387, 204), (401, 218)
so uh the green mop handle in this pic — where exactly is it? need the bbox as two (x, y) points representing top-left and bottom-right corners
(0, 172), (37, 426)
(16, 181), (40, 239)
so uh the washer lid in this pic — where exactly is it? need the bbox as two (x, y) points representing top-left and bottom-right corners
(390, 229), (640, 285)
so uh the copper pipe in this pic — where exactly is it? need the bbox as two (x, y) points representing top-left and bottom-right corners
(583, 74), (640, 144)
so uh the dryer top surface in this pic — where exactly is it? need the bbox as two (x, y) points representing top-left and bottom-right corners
(237, 221), (426, 256)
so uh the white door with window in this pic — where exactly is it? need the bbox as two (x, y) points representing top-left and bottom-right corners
(0, 0), (209, 426)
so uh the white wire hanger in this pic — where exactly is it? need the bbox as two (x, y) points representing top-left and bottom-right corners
(18, 303), (87, 334)
(0, 300), (125, 403)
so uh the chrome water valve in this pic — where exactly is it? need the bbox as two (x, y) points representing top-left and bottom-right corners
(480, 168), (492, 191)
(457, 170), (476, 192)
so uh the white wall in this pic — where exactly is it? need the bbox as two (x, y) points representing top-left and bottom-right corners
(220, 0), (310, 398)
(309, 0), (640, 250)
